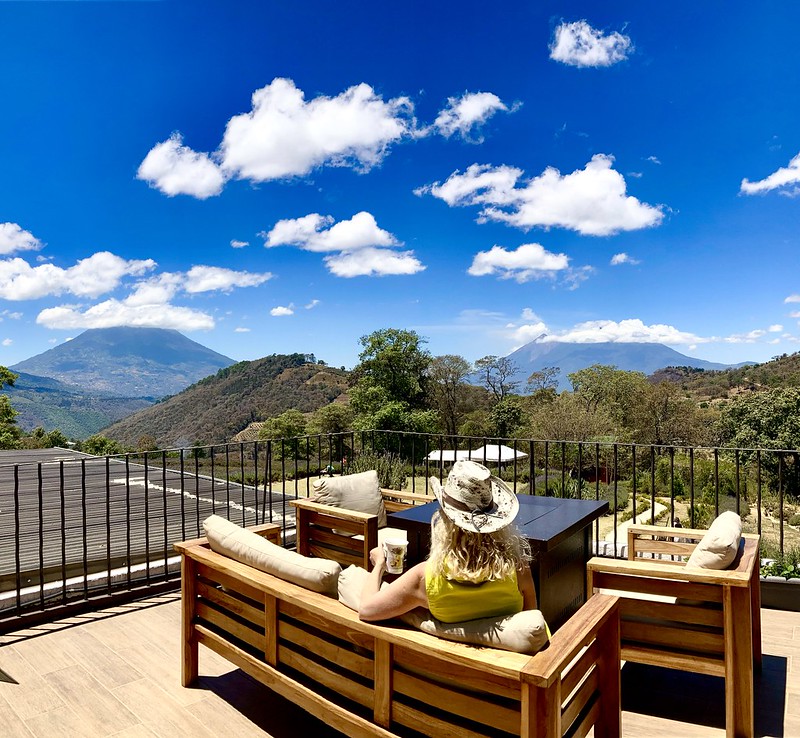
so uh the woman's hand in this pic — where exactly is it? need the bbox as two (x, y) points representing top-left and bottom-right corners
(369, 545), (386, 570)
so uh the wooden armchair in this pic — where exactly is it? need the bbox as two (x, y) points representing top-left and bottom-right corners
(291, 488), (432, 570)
(586, 523), (761, 738)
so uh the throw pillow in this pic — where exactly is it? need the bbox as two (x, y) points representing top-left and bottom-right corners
(685, 511), (743, 570)
(203, 514), (341, 597)
(312, 470), (387, 528)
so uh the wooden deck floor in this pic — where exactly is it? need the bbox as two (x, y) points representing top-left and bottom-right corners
(1, 593), (799, 737)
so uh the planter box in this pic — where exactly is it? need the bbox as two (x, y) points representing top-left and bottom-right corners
(760, 576), (800, 611)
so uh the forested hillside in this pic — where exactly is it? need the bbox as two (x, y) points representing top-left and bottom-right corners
(101, 354), (348, 447)
(651, 352), (800, 401)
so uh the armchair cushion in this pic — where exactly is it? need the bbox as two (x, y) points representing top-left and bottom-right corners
(203, 515), (341, 596)
(337, 565), (548, 654)
(686, 511), (742, 570)
(312, 470), (387, 528)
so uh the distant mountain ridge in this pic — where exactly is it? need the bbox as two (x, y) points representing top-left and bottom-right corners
(6, 371), (153, 438)
(11, 327), (235, 398)
(506, 338), (750, 390)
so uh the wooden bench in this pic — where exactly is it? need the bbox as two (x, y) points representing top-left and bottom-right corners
(291, 489), (432, 570)
(176, 524), (622, 738)
(586, 523), (762, 738)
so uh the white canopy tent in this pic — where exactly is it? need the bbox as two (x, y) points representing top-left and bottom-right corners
(468, 444), (528, 463)
(425, 449), (471, 462)
(425, 445), (528, 464)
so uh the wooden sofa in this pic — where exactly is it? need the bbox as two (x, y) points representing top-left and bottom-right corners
(176, 523), (622, 738)
(291, 488), (430, 570)
(586, 523), (762, 738)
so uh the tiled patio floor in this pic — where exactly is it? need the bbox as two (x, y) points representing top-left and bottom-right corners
(1, 592), (798, 737)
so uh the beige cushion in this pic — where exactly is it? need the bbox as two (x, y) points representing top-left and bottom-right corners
(685, 511), (742, 570)
(337, 565), (548, 654)
(402, 609), (549, 654)
(203, 515), (340, 597)
(312, 470), (387, 527)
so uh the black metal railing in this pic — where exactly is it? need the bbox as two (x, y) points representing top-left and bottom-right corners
(0, 432), (797, 631)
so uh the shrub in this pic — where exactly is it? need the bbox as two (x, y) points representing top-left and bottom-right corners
(348, 451), (407, 490)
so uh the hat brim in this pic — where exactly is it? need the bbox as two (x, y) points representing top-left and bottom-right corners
(430, 474), (519, 534)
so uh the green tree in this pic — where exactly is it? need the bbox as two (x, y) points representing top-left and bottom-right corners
(0, 366), (20, 450)
(716, 388), (800, 451)
(137, 434), (159, 452)
(474, 355), (520, 402)
(528, 392), (611, 442)
(631, 381), (712, 447)
(307, 403), (354, 436)
(351, 328), (432, 409)
(526, 366), (560, 405)
(258, 409), (309, 459)
(568, 364), (648, 434)
(82, 434), (123, 456)
(427, 354), (472, 436)
(489, 396), (524, 438)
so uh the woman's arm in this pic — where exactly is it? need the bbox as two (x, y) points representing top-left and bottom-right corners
(358, 548), (428, 622)
(518, 563), (538, 610)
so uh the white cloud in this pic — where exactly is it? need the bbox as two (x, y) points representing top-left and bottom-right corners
(271, 305), (294, 316)
(647, 156), (661, 165)
(0, 223), (43, 255)
(741, 153), (800, 196)
(184, 265), (272, 293)
(219, 78), (414, 182)
(725, 329), (767, 343)
(234, 327), (251, 332)
(784, 294), (800, 303)
(264, 211), (397, 253)
(305, 299), (320, 309)
(550, 20), (633, 68)
(468, 243), (569, 282)
(790, 311), (800, 319)
(769, 324), (783, 332)
(610, 252), (640, 265)
(230, 239), (249, 248)
(433, 92), (510, 142)
(136, 132), (225, 199)
(420, 155), (664, 236)
(504, 317), (707, 348)
(37, 300), (214, 331)
(0, 251), (155, 300)
(550, 319), (702, 344)
(2, 338), (11, 347)
(0, 310), (22, 320)
(324, 247), (425, 278)
(264, 211), (423, 277)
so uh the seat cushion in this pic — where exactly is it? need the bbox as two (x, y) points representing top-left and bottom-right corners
(337, 565), (549, 654)
(402, 608), (549, 654)
(686, 511), (742, 570)
(311, 470), (387, 527)
(203, 515), (341, 596)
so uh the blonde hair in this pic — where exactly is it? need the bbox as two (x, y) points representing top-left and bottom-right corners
(427, 511), (532, 583)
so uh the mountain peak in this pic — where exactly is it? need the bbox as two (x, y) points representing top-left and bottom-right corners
(505, 340), (744, 390)
(11, 327), (235, 398)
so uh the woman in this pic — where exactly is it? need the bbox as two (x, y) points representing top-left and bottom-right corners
(359, 459), (537, 622)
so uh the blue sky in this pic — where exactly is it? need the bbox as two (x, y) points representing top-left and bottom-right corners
(1, 1), (799, 372)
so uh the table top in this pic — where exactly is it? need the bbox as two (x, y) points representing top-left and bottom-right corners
(388, 494), (608, 553)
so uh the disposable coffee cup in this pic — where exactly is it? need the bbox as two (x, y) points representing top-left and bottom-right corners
(383, 538), (408, 574)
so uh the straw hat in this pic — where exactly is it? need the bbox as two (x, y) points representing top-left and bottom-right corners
(429, 459), (518, 534)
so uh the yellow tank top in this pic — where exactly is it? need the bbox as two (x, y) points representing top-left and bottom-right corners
(425, 564), (523, 623)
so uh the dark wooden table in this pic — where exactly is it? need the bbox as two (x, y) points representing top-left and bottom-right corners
(388, 494), (608, 631)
